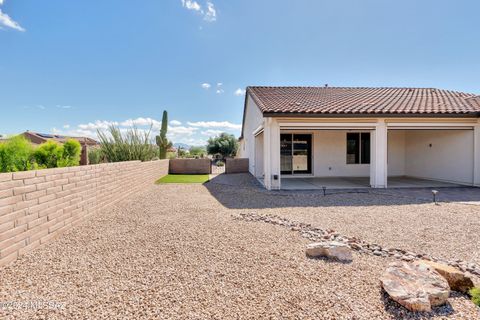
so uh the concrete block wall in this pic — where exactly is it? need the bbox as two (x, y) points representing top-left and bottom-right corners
(225, 158), (249, 174)
(169, 159), (211, 174)
(0, 160), (169, 267)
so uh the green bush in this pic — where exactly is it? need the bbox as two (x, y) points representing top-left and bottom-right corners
(88, 148), (103, 165)
(97, 125), (158, 162)
(216, 160), (225, 167)
(471, 287), (480, 307)
(206, 133), (238, 158)
(0, 135), (36, 172)
(33, 139), (81, 169)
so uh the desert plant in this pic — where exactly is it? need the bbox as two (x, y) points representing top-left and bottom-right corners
(88, 148), (103, 165)
(470, 287), (480, 307)
(189, 146), (206, 158)
(97, 125), (158, 162)
(206, 133), (239, 159)
(216, 160), (225, 167)
(155, 110), (172, 159)
(0, 135), (36, 172)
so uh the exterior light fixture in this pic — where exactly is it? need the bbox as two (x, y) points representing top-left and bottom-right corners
(322, 186), (327, 196)
(432, 190), (439, 205)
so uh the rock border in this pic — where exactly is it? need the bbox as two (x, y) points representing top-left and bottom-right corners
(234, 212), (480, 277)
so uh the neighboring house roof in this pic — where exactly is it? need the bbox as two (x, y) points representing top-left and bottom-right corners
(23, 131), (99, 146)
(247, 86), (480, 116)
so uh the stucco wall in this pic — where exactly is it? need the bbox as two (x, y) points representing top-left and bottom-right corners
(169, 159), (211, 174)
(387, 131), (406, 176)
(239, 95), (264, 175)
(254, 132), (264, 178)
(404, 130), (474, 184)
(0, 160), (169, 267)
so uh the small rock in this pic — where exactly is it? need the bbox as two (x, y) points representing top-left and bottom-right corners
(418, 260), (474, 293)
(380, 261), (450, 312)
(306, 241), (353, 262)
(373, 250), (382, 256)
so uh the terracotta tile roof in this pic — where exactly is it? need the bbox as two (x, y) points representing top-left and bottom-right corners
(247, 86), (480, 115)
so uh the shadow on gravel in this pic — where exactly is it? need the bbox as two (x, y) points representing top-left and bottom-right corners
(205, 173), (480, 209)
(380, 289), (456, 319)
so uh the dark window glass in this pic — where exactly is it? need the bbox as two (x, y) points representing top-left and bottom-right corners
(346, 133), (359, 164)
(360, 133), (371, 164)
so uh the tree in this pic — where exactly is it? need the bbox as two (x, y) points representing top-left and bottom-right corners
(206, 133), (239, 158)
(0, 135), (36, 172)
(156, 110), (172, 159)
(189, 146), (206, 158)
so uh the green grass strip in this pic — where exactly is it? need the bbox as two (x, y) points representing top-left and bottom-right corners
(156, 174), (210, 184)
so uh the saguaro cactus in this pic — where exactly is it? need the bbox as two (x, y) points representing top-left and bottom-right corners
(156, 110), (171, 159)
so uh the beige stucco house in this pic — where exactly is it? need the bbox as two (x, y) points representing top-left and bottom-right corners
(238, 86), (480, 190)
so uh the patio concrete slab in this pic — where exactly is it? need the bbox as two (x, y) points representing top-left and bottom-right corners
(281, 176), (465, 190)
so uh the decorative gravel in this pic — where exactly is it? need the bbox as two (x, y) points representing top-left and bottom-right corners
(0, 175), (479, 319)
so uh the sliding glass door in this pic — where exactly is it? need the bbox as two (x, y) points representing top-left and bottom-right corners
(280, 134), (312, 175)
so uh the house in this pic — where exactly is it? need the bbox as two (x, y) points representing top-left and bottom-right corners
(22, 131), (99, 165)
(238, 87), (480, 190)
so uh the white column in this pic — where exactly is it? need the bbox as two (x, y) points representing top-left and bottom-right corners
(474, 121), (480, 187)
(263, 118), (281, 190)
(370, 120), (388, 188)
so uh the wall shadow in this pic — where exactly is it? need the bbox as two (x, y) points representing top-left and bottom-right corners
(205, 173), (480, 209)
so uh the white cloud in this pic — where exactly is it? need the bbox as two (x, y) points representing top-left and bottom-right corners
(201, 83), (211, 89)
(234, 88), (246, 96)
(57, 105), (73, 109)
(120, 117), (160, 128)
(201, 129), (223, 136)
(204, 1), (217, 22)
(63, 124), (70, 129)
(216, 89), (224, 94)
(78, 120), (118, 130)
(181, 0), (201, 11)
(170, 120), (182, 126)
(0, 1), (25, 32)
(180, 0), (217, 23)
(187, 121), (241, 130)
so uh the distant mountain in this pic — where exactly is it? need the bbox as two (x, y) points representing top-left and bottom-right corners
(173, 143), (190, 150)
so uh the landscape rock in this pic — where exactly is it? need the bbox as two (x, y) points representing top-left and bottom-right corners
(305, 241), (353, 262)
(380, 261), (450, 312)
(418, 260), (474, 293)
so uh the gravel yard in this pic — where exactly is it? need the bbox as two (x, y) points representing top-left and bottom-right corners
(1, 174), (479, 319)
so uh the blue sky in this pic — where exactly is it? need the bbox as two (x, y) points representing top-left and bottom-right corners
(1, 0), (479, 145)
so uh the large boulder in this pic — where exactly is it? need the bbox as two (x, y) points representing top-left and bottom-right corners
(418, 260), (474, 293)
(380, 261), (450, 312)
(305, 241), (353, 262)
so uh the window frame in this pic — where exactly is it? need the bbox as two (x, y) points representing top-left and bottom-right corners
(346, 132), (371, 165)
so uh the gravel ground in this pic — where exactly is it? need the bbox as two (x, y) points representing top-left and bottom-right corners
(0, 176), (479, 319)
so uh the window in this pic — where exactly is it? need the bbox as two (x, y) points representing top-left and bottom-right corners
(346, 133), (370, 164)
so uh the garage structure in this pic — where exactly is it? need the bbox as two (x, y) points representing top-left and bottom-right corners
(238, 87), (480, 190)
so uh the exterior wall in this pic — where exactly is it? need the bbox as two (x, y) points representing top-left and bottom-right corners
(254, 132), (264, 178)
(0, 160), (169, 267)
(404, 130), (474, 184)
(169, 159), (211, 174)
(225, 158), (249, 174)
(239, 95), (264, 175)
(387, 131), (406, 176)
(311, 131), (370, 177)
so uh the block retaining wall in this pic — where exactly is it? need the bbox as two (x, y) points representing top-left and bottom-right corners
(0, 160), (169, 267)
(169, 158), (211, 174)
(225, 158), (249, 174)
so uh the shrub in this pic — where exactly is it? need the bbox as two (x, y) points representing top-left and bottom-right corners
(58, 139), (81, 167)
(33, 140), (62, 169)
(97, 125), (158, 162)
(0, 135), (36, 172)
(470, 287), (480, 307)
(88, 148), (103, 165)
(216, 160), (225, 167)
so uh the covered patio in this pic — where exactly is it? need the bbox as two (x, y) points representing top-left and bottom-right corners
(281, 176), (463, 190)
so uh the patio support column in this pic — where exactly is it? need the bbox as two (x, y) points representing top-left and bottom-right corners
(263, 118), (281, 190)
(474, 121), (480, 187)
(370, 120), (388, 188)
